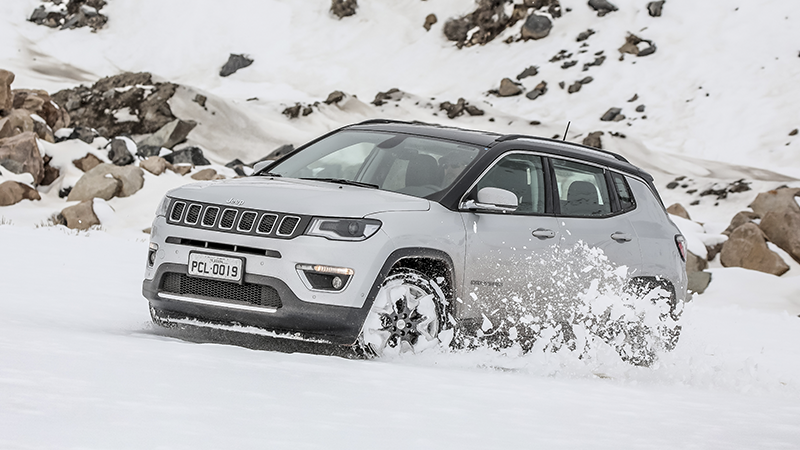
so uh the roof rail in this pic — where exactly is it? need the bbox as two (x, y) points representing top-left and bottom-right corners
(354, 119), (412, 126)
(489, 134), (629, 163)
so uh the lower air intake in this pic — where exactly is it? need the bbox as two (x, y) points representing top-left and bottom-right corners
(160, 273), (282, 309)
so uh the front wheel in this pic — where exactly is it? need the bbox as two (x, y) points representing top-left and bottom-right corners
(358, 270), (450, 356)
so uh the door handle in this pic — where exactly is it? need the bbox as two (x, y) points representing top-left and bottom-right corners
(532, 228), (556, 239)
(611, 232), (632, 242)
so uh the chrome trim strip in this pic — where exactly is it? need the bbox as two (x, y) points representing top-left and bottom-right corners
(157, 292), (278, 313)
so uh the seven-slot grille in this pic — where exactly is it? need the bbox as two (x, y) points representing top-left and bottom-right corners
(167, 199), (308, 239)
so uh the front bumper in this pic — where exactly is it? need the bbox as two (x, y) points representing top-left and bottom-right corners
(143, 263), (372, 345)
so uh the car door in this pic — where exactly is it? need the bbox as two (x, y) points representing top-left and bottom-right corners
(458, 152), (561, 328)
(551, 158), (642, 278)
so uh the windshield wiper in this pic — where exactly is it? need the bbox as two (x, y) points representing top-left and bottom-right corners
(254, 172), (282, 177)
(301, 177), (378, 189)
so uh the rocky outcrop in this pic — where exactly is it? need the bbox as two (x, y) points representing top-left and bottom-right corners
(67, 163), (144, 202)
(52, 72), (177, 138)
(219, 54), (254, 77)
(439, 98), (484, 119)
(12, 89), (70, 131)
(324, 91), (345, 105)
(720, 223), (789, 276)
(29, 0), (108, 31)
(0, 109), (34, 139)
(0, 180), (40, 206)
(444, 0), (559, 48)
(0, 132), (44, 184)
(61, 200), (100, 230)
(331, 0), (358, 19)
(372, 88), (403, 106)
(163, 147), (211, 166)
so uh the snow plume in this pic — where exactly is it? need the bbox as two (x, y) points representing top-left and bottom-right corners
(463, 242), (680, 367)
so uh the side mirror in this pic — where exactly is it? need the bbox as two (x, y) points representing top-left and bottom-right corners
(461, 187), (518, 213)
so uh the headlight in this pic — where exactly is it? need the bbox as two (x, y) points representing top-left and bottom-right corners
(305, 218), (381, 241)
(155, 196), (171, 217)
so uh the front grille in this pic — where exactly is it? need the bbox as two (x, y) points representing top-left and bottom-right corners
(185, 204), (202, 224)
(160, 272), (282, 309)
(220, 209), (237, 229)
(202, 207), (219, 227)
(237, 212), (257, 232)
(278, 216), (300, 236)
(257, 214), (278, 234)
(170, 202), (186, 222)
(165, 199), (309, 240)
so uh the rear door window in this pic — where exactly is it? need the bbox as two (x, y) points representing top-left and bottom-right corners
(552, 159), (612, 217)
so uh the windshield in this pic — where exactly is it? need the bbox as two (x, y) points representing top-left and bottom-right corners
(265, 130), (482, 198)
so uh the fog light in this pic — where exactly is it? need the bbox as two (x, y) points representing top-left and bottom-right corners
(147, 242), (158, 267)
(332, 276), (343, 289)
(296, 264), (353, 292)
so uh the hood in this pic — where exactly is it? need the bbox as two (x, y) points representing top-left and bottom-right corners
(166, 177), (430, 216)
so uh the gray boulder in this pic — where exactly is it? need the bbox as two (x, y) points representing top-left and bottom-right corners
(582, 131), (604, 149)
(666, 203), (690, 220)
(140, 156), (174, 176)
(722, 211), (760, 236)
(137, 119), (197, 150)
(220, 54), (253, 77)
(0, 69), (13, 112)
(108, 137), (136, 166)
(72, 153), (103, 172)
(331, 0), (357, 19)
(0, 109), (35, 139)
(600, 107), (624, 122)
(588, 0), (618, 16)
(748, 187), (800, 217)
(720, 222), (789, 276)
(67, 163), (144, 202)
(497, 78), (522, 97)
(163, 147), (210, 166)
(647, 1), (665, 17)
(759, 209), (800, 263)
(521, 14), (552, 40)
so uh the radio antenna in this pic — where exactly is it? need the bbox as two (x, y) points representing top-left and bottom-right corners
(562, 121), (571, 141)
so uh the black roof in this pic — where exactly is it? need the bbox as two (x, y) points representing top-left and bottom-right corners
(347, 119), (651, 181)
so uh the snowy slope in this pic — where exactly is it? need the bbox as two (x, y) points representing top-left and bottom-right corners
(2, 0), (800, 447)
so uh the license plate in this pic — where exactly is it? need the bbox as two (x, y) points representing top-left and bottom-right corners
(188, 252), (244, 283)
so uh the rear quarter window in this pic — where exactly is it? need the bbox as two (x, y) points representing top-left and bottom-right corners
(612, 172), (636, 212)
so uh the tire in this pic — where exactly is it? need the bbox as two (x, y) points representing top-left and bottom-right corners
(358, 269), (450, 356)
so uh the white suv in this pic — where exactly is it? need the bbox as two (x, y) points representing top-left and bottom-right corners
(143, 120), (687, 364)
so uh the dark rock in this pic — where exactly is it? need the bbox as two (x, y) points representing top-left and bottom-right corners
(68, 127), (96, 144)
(331, 0), (358, 19)
(558, 81), (565, 89)
(443, 0), (529, 48)
(0, 69), (15, 112)
(108, 138), (135, 166)
(627, 94), (638, 102)
(600, 107), (623, 122)
(324, 91), (345, 105)
(193, 94), (207, 108)
(666, 181), (679, 189)
(647, 1), (665, 17)
(549, 49), (572, 62)
(302, 105), (313, 116)
(567, 81), (583, 94)
(440, 98), (466, 119)
(526, 81), (548, 100)
(225, 159), (245, 168)
(282, 104), (302, 119)
(687, 271), (712, 294)
(521, 14), (552, 40)
(516, 66), (539, 80)
(576, 29), (595, 42)
(588, 0), (618, 16)
(706, 242), (724, 261)
(496, 78), (522, 97)
(561, 60), (577, 69)
(790, 128), (798, 136)
(424, 14), (437, 31)
(220, 54), (254, 77)
(582, 131), (603, 149)
(251, 144), (295, 165)
(40, 156), (59, 186)
(137, 119), (197, 149)
(580, 76), (593, 84)
(372, 88), (403, 106)
(136, 145), (162, 159)
(636, 104), (645, 113)
(443, 17), (471, 44)
(465, 105), (485, 116)
(162, 147), (210, 166)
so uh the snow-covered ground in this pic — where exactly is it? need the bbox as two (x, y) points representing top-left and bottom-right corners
(2, 0), (800, 447)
